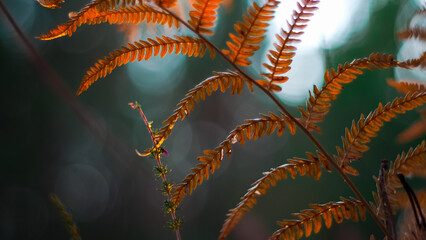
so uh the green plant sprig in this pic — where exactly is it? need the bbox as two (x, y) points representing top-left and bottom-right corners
(129, 101), (182, 240)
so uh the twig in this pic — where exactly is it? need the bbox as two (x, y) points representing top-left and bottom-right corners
(129, 102), (182, 240)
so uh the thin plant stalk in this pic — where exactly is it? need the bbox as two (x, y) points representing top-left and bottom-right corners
(129, 102), (182, 240)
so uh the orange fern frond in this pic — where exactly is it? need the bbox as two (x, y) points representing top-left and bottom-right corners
(37, 4), (178, 40)
(36, 0), (64, 9)
(222, 0), (279, 66)
(299, 53), (412, 133)
(270, 197), (366, 240)
(171, 112), (296, 206)
(219, 151), (331, 239)
(259, 0), (319, 92)
(387, 79), (426, 95)
(188, 0), (222, 35)
(392, 140), (426, 177)
(154, 71), (253, 147)
(335, 91), (426, 175)
(77, 35), (214, 95)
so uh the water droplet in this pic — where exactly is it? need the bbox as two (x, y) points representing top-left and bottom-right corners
(231, 135), (238, 144)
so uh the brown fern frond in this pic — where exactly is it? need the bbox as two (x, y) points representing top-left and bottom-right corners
(188, 0), (222, 35)
(77, 35), (214, 95)
(50, 194), (82, 240)
(36, 0), (64, 9)
(219, 151), (331, 240)
(387, 79), (426, 95)
(397, 27), (426, 41)
(299, 53), (412, 133)
(171, 112), (296, 206)
(37, 4), (178, 40)
(270, 197), (366, 240)
(370, 142), (426, 224)
(391, 140), (426, 178)
(222, 0), (280, 66)
(154, 71), (253, 147)
(259, 0), (319, 92)
(335, 91), (426, 175)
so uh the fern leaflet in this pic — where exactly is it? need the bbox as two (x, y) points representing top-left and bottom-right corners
(188, 0), (222, 35)
(397, 27), (426, 41)
(219, 151), (331, 239)
(259, 0), (319, 92)
(336, 91), (426, 175)
(37, 4), (178, 40)
(36, 0), (64, 9)
(154, 71), (253, 147)
(270, 197), (366, 240)
(387, 79), (426, 95)
(222, 0), (279, 66)
(77, 35), (214, 95)
(171, 112), (296, 206)
(299, 53), (411, 133)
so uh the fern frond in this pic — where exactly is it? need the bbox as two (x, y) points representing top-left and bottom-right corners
(391, 140), (426, 178)
(259, 0), (319, 92)
(299, 53), (411, 133)
(188, 0), (222, 35)
(387, 79), (426, 95)
(171, 112), (296, 206)
(219, 151), (331, 240)
(222, 0), (280, 66)
(397, 27), (426, 41)
(37, 4), (178, 40)
(36, 0), (64, 9)
(270, 197), (366, 240)
(77, 35), (214, 95)
(370, 141), (426, 224)
(335, 91), (426, 175)
(154, 71), (253, 147)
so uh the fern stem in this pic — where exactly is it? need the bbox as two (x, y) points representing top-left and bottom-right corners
(130, 102), (182, 240)
(158, 6), (391, 239)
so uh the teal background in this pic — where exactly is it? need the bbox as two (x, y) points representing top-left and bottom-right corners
(0, 0), (424, 240)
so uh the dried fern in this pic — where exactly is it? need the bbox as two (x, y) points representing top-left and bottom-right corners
(387, 79), (426, 95)
(259, 0), (319, 92)
(154, 71), (253, 147)
(36, 0), (64, 9)
(299, 53), (415, 133)
(222, 0), (279, 66)
(171, 112), (296, 206)
(336, 91), (426, 175)
(77, 35), (214, 95)
(270, 197), (366, 240)
(188, 0), (222, 35)
(219, 151), (331, 239)
(37, 4), (178, 40)
(397, 27), (426, 41)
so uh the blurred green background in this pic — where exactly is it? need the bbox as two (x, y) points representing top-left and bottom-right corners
(1, 0), (425, 239)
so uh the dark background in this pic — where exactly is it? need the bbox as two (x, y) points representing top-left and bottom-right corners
(0, 0), (424, 239)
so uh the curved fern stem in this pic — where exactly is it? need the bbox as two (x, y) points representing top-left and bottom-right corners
(157, 5), (392, 238)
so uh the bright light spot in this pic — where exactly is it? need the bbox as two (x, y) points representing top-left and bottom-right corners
(395, 5), (426, 82)
(266, 0), (372, 105)
(127, 55), (187, 94)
